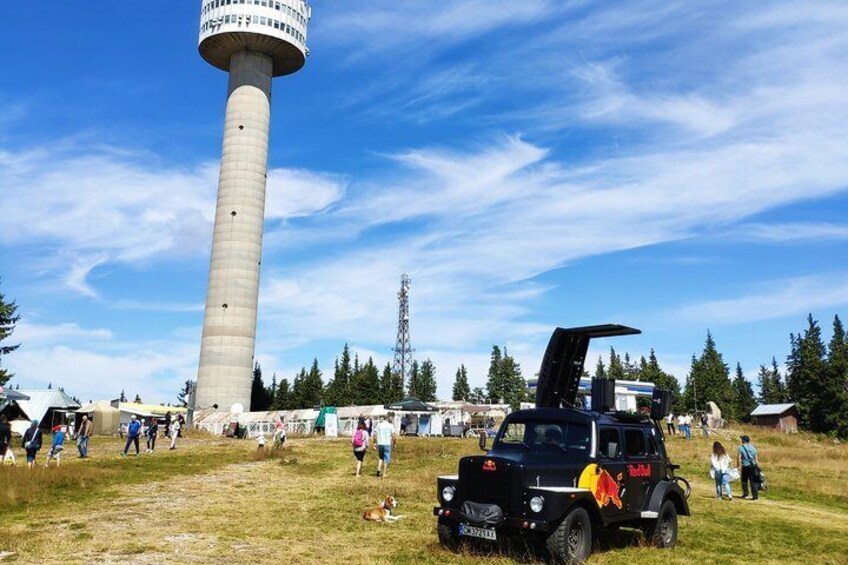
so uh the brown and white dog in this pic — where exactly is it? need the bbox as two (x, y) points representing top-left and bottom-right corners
(362, 496), (404, 522)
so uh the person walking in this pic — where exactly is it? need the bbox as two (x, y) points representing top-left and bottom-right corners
(737, 435), (760, 501)
(272, 417), (286, 448)
(169, 417), (181, 450)
(45, 425), (66, 467)
(710, 441), (733, 500)
(351, 420), (370, 478)
(676, 413), (685, 436)
(374, 416), (395, 479)
(145, 418), (159, 453)
(666, 412), (675, 435)
(700, 413), (710, 437)
(122, 415), (142, 457)
(76, 414), (93, 458)
(256, 431), (266, 451)
(22, 420), (42, 469)
(0, 415), (14, 466)
(683, 414), (692, 440)
(164, 411), (172, 438)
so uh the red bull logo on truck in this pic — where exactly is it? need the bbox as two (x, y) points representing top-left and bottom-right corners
(578, 464), (623, 509)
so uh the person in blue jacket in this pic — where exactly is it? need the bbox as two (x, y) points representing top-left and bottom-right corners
(45, 425), (66, 467)
(122, 415), (142, 457)
(22, 420), (43, 469)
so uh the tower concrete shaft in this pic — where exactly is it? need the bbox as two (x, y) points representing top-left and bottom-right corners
(196, 51), (273, 412)
(195, 0), (310, 412)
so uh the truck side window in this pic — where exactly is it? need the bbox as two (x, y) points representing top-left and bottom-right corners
(647, 433), (660, 457)
(598, 428), (620, 459)
(624, 428), (647, 457)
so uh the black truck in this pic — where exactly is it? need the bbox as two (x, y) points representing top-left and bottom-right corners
(434, 325), (690, 564)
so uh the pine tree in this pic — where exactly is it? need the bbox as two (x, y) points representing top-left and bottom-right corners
(352, 357), (381, 405)
(380, 363), (393, 402)
(684, 332), (735, 415)
(291, 368), (308, 408)
(0, 281), (21, 386)
(251, 362), (272, 411)
(302, 359), (324, 408)
(623, 352), (639, 380)
(326, 344), (353, 406)
(500, 351), (527, 409)
(485, 345), (504, 402)
(176, 380), (192, 407)
(274, 378), (291, 410)
(452, 364), (471, 401)
(417, 359), (438, 402)
(407, 360), (422, 398)
(607, 347), (625, 380)
(757, 364), (777, 404)
(769, 358), (788, 403)
(594, 357), (606, 379)
(732, 363), (757, 423)
(790, 315), (827, 431)
(641, 349), (682, 411)
(823, 315), (848, 437)
(268, 373), (277, 405)
(470, 387), (486, 403)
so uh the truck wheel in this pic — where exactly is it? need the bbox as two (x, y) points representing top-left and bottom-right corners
(546, 507), (593, 565)
(438, 522), (461, 553)
(643, 499), (677, 548)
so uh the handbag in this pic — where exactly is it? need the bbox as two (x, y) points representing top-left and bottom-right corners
(728, 467), (740, 481)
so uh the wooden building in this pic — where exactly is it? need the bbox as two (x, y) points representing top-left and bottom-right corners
(750, 403), (798, 433)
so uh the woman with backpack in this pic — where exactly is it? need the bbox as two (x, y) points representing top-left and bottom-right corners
(351, 420), (370, 478)
(22, 420), (43, 469)
(710, 441), (733, 500)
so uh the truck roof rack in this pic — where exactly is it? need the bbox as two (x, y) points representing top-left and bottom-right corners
(535, 324), (641, 409)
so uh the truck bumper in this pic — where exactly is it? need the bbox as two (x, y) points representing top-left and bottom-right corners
(433, 506), (551, 533)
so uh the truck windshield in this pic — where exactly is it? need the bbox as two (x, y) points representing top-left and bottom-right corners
(497, 421), (591, 454)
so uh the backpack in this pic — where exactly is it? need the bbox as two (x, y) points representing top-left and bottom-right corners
(353, 429), (365, 448)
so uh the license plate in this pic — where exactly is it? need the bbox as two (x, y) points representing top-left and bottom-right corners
(459, 524), (497, 541)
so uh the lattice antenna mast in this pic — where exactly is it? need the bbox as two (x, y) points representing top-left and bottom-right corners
(392, 274), (415, 389)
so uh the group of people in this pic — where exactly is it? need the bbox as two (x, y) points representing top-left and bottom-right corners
(1, 415), (94, 468)
(351, 415), (396, 478)
(665, 412), (712, 439)
(121, 414), (183, 457)
(709, 435), (763, 501)
(255, 416), (288, 450)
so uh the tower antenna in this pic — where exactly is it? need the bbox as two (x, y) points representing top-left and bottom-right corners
(392, 274), (414, 392)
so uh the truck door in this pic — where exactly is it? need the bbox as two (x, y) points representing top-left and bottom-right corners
(621, 427), (652, 517)
(590, 426), (628, 522)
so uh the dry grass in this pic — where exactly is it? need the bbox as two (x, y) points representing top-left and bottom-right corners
(0, 425), (845, 564)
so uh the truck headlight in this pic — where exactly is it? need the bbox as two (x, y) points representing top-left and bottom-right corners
(529, 495), (545, 513)
(442, 485), (456, 502)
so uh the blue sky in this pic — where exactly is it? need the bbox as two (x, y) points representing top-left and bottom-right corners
(2, 1), (848, 404)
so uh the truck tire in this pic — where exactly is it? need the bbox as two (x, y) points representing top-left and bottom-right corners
(438, 522), (461, 553)
(643, 499), (677, 548)
(545, 507), (593, 564)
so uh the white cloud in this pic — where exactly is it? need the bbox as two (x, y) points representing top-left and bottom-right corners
(728, 223), (848, 244)
(0, 143), (345, 297)
(672, 275), (848, 325)
(13, 321), (113, 345)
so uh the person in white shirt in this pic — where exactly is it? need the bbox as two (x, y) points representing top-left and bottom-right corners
(683, 414), (693, 440)
(256, 431), (266, 451)
(373, 416), (396, 479)
(169, 418), (181, 450)
(710, 441), (733, 500)
(666, 412), (676, 435)
(676, 414), (685, 436)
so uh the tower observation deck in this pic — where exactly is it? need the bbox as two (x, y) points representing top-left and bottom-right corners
(195, 0), (310, 412)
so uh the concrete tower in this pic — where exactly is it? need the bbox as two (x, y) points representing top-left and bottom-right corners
(196, 0), (310, 412)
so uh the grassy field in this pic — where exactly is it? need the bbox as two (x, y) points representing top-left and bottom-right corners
(0, 425), (846, 564)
